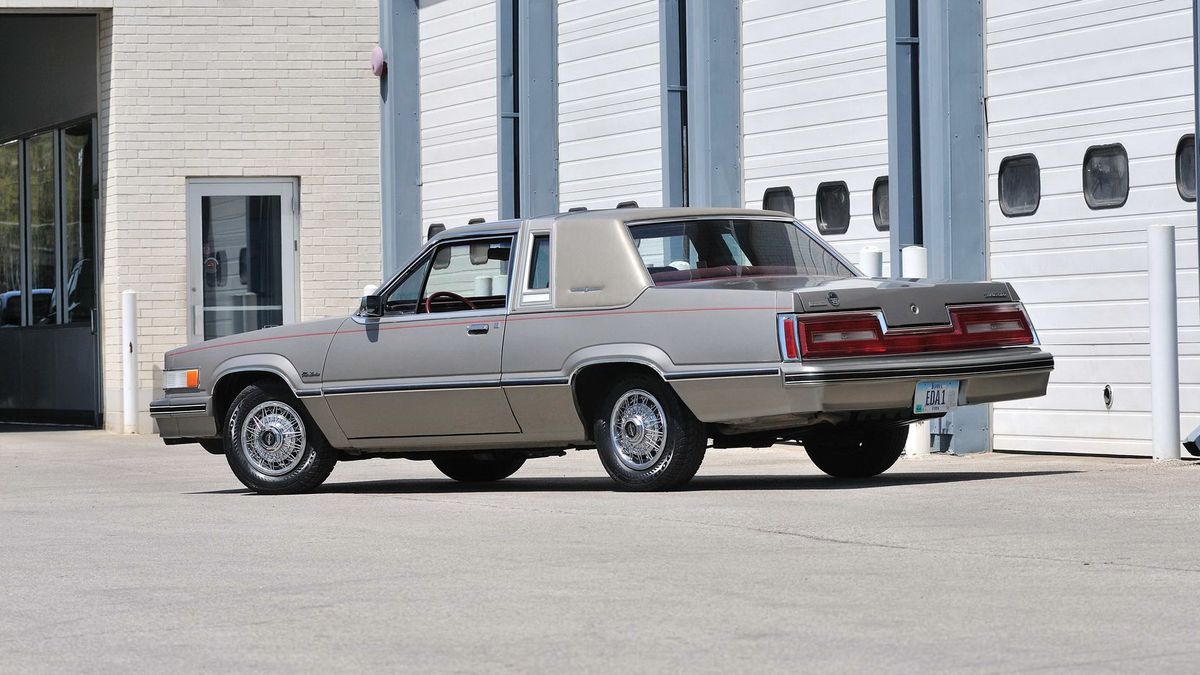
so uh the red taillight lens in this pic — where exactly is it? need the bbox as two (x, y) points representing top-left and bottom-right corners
(946, 304), (1035, 348)
(780, 316), (799, 360)
(794, 313), (886, 358)
(784, 303), (1034, 359)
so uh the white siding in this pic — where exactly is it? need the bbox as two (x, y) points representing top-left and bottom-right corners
(558, 0), (663, 210)
(419, 0), (498, 230)
(986, 0), (1200, 455)
(741, 0), (891, 272)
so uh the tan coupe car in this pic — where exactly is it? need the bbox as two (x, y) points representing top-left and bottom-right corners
(152, 208), (1053, 493)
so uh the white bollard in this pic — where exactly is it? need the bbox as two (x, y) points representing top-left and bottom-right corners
(901, 245), (930, 457)
(901, 245), (927, 280)
(859, 246), (883, 278)
(1148, 225), (1180, 461)
(121, 290), (138, 434)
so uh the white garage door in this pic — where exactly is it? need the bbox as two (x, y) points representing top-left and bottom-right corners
(419, 0), (499, 232)
(741, 0), (892, 273)
(557, 0), (663, 211)
(985, 0), (1200, 455)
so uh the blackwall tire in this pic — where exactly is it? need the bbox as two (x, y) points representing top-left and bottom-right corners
(594, 374), (706, 491)
(432, 454), (526, 482)
(223, 383), (337, 494)
(804, 425), (908, 478)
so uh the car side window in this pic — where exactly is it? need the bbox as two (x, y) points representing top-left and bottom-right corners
(528, 235), (550, 290)
(383, 255), (432, 315)
(421, 237), (512, 313)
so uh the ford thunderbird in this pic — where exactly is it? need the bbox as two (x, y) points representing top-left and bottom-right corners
(152, 208), (1053, 493)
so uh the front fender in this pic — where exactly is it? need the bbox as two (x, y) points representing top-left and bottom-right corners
(210, 354), (312, 396)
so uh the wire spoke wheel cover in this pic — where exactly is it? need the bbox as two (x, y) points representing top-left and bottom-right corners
(240, 400), (307, 476)
(609, 389), (668, 471)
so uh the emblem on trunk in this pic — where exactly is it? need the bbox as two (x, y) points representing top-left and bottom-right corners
(910, 303), (920, 315)
(827, 292), (840, 307)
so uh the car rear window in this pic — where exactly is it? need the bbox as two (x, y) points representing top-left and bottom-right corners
(627, 219), (854, 284)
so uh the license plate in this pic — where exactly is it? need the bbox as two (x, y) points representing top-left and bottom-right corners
(914, 380), (960, 414)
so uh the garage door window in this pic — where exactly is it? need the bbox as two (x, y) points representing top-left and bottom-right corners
(815, 181), (850, 235)
(762, 186), (795, 216)
(872, 177), (889, 231)
(998, 154), (1040, 217)
(1176, 135), (1195, 202)
(1083, 144), (1128, 210)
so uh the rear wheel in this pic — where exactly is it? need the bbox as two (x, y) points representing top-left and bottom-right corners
(804, 424), (907, 478)
(224, 383), (337, 494)
(433, 454), (526, 482)
(594, 374), (706, 491)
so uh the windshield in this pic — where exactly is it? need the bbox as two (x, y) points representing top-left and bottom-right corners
(627, 219), (855, 284)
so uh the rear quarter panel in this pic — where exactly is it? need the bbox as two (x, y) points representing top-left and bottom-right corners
(503, 287), (790, 425)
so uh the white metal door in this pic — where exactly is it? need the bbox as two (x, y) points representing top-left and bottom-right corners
(185, 178), (298, 344)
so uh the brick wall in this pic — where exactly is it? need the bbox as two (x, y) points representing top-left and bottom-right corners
(3, 1), (382, 431)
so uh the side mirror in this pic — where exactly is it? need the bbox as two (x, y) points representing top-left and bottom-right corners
(359, 294), (383, 317)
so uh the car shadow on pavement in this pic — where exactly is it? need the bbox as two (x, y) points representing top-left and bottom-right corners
(192, 470), (1078, 495)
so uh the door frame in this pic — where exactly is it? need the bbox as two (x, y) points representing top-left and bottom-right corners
(184, 177), (299, 344)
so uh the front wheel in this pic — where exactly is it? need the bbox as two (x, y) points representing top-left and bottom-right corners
(224, 383), (337, 494)
(804, 424), (907, 478)
(432, 454), (526, 482)
(594, 374), (707, 491)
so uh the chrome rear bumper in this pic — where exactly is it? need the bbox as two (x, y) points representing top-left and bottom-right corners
(670, 347), (1054, 424)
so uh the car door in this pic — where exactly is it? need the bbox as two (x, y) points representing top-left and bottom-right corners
(322, 235), (520, 439)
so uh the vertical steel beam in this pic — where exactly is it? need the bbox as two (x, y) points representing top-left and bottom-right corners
(922, 0), (990, 454)
(660, 0), (687, 207)
(517, 0), (558, 218)
(920, 0), (986, 283)
(685, 0), (740, 207)
(889, 0), (989, 453)
(887, 0), (921, 270)
(498, 0), (520, 219)
(378, 0), (421, 276)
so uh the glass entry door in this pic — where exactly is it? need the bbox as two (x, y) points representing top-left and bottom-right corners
(185, 179), (298, 343)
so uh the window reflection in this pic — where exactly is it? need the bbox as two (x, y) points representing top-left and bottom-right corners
(27, 132), (57, 325)
(62, 123), (95, 324)
(0, 141), (19, 327)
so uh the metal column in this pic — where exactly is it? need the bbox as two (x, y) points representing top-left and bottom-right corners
(887, 0), (921, 268)
(921, 0), (989, 453)
(660, 0), (688, 207)
(378, 0), (421, 276)
(516, 0), (558, 218)
(685, 0), (741, 208)
(888, 0), (990, 453)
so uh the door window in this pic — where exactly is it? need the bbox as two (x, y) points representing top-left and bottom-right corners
(421, 238), (512, 313)
(186, 179), (297, 342)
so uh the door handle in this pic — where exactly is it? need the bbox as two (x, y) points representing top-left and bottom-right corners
(467, 323), (490, 335)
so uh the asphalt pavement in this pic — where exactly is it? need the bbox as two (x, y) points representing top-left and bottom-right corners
(2, 427), (1199, 673)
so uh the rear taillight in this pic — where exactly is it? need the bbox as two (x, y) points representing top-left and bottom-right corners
(778, 303), (1035, 360)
